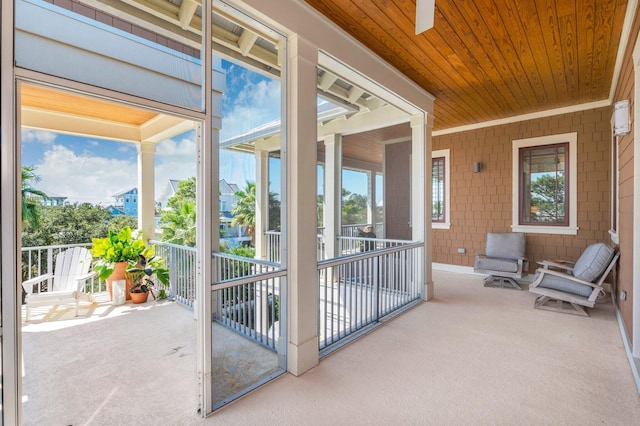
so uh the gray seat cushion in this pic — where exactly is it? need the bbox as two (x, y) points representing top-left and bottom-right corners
(485, 232), (525, 260)
(536, 272), (593, 298)
(572, 243), (615, 282)
(475, 257), (519, 273)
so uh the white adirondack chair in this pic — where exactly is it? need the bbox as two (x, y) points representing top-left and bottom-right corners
(22, 246), (97, 321)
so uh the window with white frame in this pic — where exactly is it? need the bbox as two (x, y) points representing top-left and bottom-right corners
(512, 133), (578, 235)
(432, 149), (450, 229)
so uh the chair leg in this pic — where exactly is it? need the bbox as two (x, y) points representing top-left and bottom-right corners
(483, 275), (522, 290)
(533, 295), (589, 316)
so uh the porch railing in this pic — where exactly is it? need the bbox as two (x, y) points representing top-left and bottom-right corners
(317, 241), (423, 351)
(340, 223), (384, 237)
(337, 235), (408, 255)
(21, 243), (102, 293)
(150, 240), (196, 308)
(212, 252), (285, 350)
(264, 231), (326, 263)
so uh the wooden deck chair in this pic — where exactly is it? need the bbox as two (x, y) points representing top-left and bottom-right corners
(22, 246), (97, 321)
(529, 243), (619, 316)
(474, 232), (528, 290)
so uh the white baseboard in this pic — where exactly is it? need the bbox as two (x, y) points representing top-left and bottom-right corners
(432, 262), (477, 275)
(613, 297), (640, 394)
(432, 262), (534, 283)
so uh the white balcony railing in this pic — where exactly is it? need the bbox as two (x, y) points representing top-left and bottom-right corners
(22, 237), (421, 355)
(22, 242), (197, 308)
(317, 241), (423, 352)
(212, 252), (285, 350)
(151, 240), (196, 308)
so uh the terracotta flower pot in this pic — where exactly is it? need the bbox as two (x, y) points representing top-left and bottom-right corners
(106, 261), (133, 301)
(130, 291), (149, 304)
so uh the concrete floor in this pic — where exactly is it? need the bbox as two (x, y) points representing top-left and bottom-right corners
(21, 270), (640, 425)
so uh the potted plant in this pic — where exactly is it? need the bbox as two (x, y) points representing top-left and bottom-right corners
(127, 247), (170, 304)
(91, 226), (146, 300)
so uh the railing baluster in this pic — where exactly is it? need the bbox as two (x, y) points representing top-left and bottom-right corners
(317, 241), (423, 351)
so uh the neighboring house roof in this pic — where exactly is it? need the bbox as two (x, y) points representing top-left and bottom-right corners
(112, 187), (138, 197)
(106, 205), (126, 215)
(220, 101), (351, 151)
(156, 179), (241, 208)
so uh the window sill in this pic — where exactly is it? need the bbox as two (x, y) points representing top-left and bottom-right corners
(511, 225), (578, 235)
(432, 222), (451, 230)
(609, 230), (620, 245)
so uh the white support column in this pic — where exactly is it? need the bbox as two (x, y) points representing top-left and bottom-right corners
(323, 133), (342, 260)
(255, 147), (269, 260)
(286, 35), (319, 376)
(411, 113), (433, 301)
(197, 0), (216, 416)
(367, 168), (376, 228)
(138, 141), (156, 243)
(1, 1), (21, 423)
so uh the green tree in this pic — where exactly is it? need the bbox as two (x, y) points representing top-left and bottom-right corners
(317, 194), (324, 228)
(342, 188), (367, 225)
(530, 174), (565, 222)
(21, 203), (137, 247)
(232, 181), (256, 243)
(269, 192), (281, 231)
(159, 178), (197, 247)
(160, 200), (196, 247)
(21, 166), (48, 230)
(167, 177), (196, 210)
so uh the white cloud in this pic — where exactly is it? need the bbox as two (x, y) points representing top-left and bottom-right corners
(155, 136), (196, 194)
(21, 129), (57, 145)
(221, 73), (281, 141)
(35, 144), (137, 205)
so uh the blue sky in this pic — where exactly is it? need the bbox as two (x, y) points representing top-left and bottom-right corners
(21, 60), (367, 206)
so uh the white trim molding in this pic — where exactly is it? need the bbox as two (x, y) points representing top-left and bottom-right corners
(511, 132), (578, 235)
(431, 148), (451, 230)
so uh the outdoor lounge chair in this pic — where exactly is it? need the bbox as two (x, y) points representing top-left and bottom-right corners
(474, 232), (528, 290)
(22, 246), (96, 321)
(529, 243), (619, 316)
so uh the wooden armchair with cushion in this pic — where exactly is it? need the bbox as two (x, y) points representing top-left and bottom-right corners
(474, 232), (528, 290)
(529, 243), (619, 316)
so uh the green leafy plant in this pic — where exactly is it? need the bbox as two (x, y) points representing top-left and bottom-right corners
(90, 226), (146, 281)
(127, 247), (170, 300)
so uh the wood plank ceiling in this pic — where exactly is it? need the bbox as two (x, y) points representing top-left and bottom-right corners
(304, 0), (629, 131)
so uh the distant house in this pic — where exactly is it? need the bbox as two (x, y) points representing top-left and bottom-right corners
(155, 179), (183, 211)
(38, 194), (67, 207)
(156, 179), (245, 240)
(108, 187), (138, 216)
(156, 179), (240, 215)
(219, 179), (239, 213)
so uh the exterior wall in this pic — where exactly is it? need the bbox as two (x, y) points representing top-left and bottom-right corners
(432, 107), (612, 269)
(385, 141), (411, 240)
(612, 8), (640, 344)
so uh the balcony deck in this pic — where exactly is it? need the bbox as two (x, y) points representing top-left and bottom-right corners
(22, 270), (640, 424)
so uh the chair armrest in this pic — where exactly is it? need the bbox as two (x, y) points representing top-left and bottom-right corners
(74, 271), (97, 292)
(22, 273), (53, 294)
(537, 260), (574, 272)
(533, 268), (602, 289)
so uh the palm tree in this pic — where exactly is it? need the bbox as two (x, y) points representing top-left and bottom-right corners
(232, 181), (256, 244)
(160, 200), (196, 247)
(21, 166), (48, 230)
